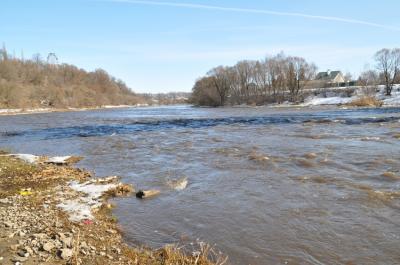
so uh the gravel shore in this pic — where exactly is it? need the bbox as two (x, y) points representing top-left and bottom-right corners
(0, 154), (222, 265)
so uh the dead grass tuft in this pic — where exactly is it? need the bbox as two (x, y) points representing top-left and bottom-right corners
(105, 183), (134, 197)
(347, 96), (383, 107)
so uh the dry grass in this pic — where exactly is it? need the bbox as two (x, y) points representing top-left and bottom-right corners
(347, 96), (383, 107)
(0, 155), (39, 197)
(123, 243), (227, 265)
(104, 183), (134, 197)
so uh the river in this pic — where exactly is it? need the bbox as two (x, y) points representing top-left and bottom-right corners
(1, 105), (400, 265)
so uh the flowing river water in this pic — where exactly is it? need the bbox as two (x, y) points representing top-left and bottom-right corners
(1, 105), (400, 265)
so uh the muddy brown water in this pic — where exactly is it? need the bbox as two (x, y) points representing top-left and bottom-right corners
(1, 105), (400, 265)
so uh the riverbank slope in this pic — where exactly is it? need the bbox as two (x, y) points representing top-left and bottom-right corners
(0, 153), (222, 265)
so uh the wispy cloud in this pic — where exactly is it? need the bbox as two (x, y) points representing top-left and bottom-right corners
(103, 0), (400, 32)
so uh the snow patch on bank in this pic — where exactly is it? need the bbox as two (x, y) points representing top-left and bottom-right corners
(45, 156), (72, 164)
(5, 154), (75, 165)
(10, 154), (40, 163)
(303, 85), (400, 107)
(380, 91), (400, 106)
(303, 96), (354, 106)
(57, 180), (118, 222)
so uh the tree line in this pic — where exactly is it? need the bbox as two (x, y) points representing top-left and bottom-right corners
(190, 48), (400, 106)
(0, 46), (144, 108)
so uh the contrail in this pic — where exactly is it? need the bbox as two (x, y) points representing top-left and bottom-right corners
(104, 0), (400, 31)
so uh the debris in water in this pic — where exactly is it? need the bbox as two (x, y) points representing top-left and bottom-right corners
(167, 177), (188, 190)
(136, 190), (160, 199)
(303, 153), (317, 159)
(381, 171), (400, 180)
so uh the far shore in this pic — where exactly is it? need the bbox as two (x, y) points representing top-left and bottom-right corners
(0, 104), (152, 116)
(1, 92), (400, 118)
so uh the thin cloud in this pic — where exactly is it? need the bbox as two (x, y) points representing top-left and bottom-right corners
(104, 0), (400, 31)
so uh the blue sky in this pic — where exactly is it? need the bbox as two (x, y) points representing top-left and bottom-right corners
(2, 0), (400, 93)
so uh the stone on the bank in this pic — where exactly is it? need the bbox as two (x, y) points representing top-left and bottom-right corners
(12, 256), (28, 262)
(61, 237), (73, 248)
(59, 248), (73, 260)
(42, 242), (55, 252)
(16, 249), (29, 258)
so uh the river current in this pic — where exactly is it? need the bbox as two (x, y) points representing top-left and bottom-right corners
(1, 105), (400, 265)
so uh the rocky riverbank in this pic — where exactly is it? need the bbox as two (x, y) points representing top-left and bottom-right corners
(0, 153), (222, 265)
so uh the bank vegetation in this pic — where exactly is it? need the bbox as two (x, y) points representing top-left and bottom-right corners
(190, 48), (400, 107)
(0, 46), (145, 109)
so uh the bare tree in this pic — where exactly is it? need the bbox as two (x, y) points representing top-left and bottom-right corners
(207, 66), (231, 106)
(358, 70), (379, 95)
(285, 57), (317, 102)
(191, 52), (316, 106)
(191, 76), (221, 106)
(374, 48), (400, 95)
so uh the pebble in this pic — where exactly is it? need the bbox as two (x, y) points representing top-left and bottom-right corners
(42, 242), (55, 252)
(61, 237), (73, 248)
(60, 248), (73, 260)
(16, 249), (29, 258)
(12, 256), (28, 262)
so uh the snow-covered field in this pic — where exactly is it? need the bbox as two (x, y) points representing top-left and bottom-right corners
(303, 85), (400, 107)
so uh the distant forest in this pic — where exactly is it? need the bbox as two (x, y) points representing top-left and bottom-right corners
(0, 46), (145, 108)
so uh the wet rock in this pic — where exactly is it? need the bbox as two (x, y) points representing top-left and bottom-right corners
(304, 152), (317, 159)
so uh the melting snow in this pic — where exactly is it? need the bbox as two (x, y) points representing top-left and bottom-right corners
(57, 180), (118, 222)
(303, 88), (400, 107)
(10, 154), (40, 163)
(302, 96), (354, 106)
(6, 154), (74, 164)
(45, 156), (72, 164)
